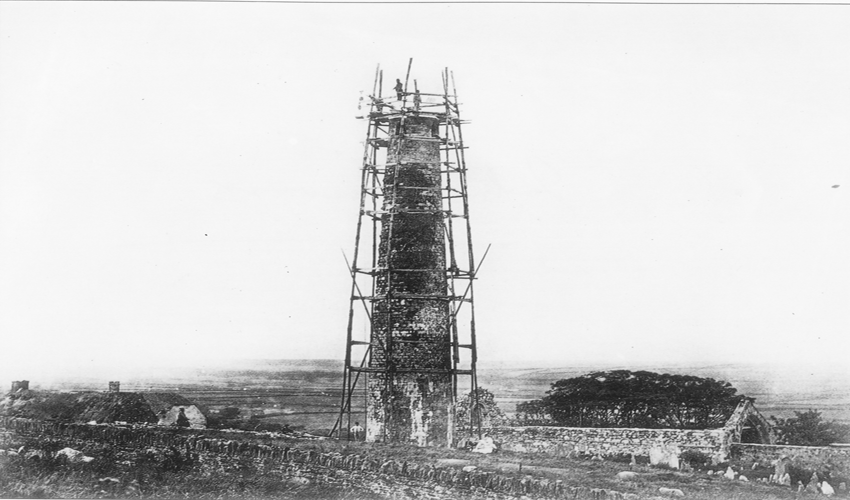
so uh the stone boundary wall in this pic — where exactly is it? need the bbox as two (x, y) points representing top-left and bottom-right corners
(1, 417), (637, 500)
(489, 426), (726, 459)
(731, 443), (850, 474)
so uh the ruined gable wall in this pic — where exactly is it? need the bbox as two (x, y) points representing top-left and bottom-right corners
(720, 399), (775, 447)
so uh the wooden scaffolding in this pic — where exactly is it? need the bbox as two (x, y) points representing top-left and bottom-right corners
(330, 62), (484, 444)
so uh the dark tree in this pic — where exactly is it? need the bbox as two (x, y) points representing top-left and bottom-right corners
(516, 400), (549, 424)
(519, 370), (742, 429)
(770, 410), (850, 446)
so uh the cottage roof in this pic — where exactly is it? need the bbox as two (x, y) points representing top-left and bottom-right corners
(1, 391), (201, 424)
(141, 393), (195, 415)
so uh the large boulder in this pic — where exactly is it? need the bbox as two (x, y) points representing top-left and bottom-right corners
(55, 447), (93, 463)
(616, 471), (639, 481)
(659, 487), (685, 497)
(649, 444), (681, 469)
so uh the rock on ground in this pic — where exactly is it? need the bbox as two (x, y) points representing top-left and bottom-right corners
(659, 487), (685, 497)
(616, 471), (639, 481)
(822, 481), (835, 496)
(55, 447), (93, 463)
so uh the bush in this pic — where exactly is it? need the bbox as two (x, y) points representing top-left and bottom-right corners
(787, 463), (816, 487)
(680, 449), (711, 469)
(220, 407), (241, 419)
(249, 421), (293, 433)
(770, 410), (850, 446)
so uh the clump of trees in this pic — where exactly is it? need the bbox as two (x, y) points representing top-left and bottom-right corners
(770, 410), (850, 446)
(516, 370), (742, 429)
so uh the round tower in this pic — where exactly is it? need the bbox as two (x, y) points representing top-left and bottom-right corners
(367, 114), (453, 445)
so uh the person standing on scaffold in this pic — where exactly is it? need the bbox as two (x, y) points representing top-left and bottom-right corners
(394, 79), (404, 101)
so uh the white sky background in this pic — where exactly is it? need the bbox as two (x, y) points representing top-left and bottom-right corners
(1, 3), (848, 383)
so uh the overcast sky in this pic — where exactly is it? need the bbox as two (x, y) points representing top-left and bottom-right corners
(1, 2), (848, 383)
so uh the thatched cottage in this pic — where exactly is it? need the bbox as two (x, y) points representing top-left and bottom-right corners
(1, 386), (207, 429)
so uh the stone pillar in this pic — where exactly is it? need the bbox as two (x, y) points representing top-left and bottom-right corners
(367, 114), (453, 447)
(11, 380), (29, 392)
(108, 381), (120, 393)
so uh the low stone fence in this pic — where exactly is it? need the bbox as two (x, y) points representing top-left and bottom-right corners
(1, 417), (637, 500)
(488, 425), (725, 459)
(731, 443), (850, 474)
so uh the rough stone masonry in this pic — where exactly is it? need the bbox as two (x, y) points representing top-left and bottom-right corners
(367, 113), (453, 446)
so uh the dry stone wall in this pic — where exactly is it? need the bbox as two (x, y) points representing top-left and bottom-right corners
(489, 425), (726, 459)
(2, 417), (637, 500)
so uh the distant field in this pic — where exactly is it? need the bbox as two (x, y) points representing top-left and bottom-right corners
(42, 359), (850, 433)
(113, 361), (357, 435)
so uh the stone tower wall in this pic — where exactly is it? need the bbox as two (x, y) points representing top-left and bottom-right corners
(367, 115), (453, 446)
(11, 381), (29, 392)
